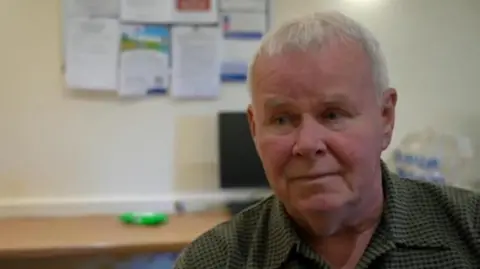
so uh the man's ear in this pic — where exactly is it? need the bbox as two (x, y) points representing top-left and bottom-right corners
(247, 105), (256, 138)
(381, 88), (397, 150)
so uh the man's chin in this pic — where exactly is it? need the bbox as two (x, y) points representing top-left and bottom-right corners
(298, 194), (349, 212)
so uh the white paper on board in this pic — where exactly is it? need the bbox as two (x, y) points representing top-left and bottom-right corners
(64, 18), (120, 90)
(64, 0), (120, 18)
(171, 26), (222, 99)
(219, 0), (266, 11)
(120, 0), (172, 23)
(222, 12), (266, 37)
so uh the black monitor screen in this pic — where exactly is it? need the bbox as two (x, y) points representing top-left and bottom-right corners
(218, 111), (269, 189)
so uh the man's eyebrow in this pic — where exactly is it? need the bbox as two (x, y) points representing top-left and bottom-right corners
(323, 93), (350, 105)
(263, 94), (350, 108)
(263, 98), (290, 109)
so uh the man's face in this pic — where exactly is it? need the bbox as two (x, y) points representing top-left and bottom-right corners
(248, 39), (397, 220)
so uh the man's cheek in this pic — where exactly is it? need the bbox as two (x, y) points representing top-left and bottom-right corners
(326, 135), (358, 167)
(258, 137), (293, 174)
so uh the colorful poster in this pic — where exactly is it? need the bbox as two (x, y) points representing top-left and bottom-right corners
(119, 25), (170, 96)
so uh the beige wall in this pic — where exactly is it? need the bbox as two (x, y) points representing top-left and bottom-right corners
(1, 0), (480, 216)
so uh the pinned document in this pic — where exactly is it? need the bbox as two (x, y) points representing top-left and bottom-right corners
(120, 0), (171, 23)
(219, 0), (269, 82)
(223, 12), (266, 40)
(62, 0), (120, 63)
(171, 26), (222, 99)
(219, 0), (267, 12)
(64, 18), (120, 91)
(119, 25), (171, 97)
(63, 0), (120, 18)
(220, 12), (267, 82)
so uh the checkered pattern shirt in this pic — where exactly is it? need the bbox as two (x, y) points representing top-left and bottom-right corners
(174, 163), (480, 268)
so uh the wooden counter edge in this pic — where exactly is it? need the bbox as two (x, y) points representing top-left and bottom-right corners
(0, 211), (232, 259)
(0, 241), (189, 259)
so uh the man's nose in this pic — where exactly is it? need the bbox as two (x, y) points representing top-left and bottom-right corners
(292, 116), (328, 158)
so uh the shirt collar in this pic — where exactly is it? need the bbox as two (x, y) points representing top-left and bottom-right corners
(265, 161), (450, 268)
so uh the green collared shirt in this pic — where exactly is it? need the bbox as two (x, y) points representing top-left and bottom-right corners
(174, 164), (480, 268)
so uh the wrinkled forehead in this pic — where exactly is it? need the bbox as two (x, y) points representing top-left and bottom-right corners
(249, 39), (375, 101)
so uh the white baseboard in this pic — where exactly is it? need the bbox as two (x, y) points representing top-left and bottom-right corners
(0, 190), (272, 218)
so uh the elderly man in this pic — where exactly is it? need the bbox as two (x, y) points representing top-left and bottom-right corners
(174, 11), (480, 269)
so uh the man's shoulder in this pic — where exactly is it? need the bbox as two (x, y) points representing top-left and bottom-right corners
(174, 196), (275, 269)
(395, 176), (480, 224)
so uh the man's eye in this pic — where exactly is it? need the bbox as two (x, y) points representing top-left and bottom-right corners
(324, 111), (340, 121)
(273, 116), (290, 125)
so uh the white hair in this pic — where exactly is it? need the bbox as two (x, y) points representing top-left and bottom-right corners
(248, 11), (389, 96)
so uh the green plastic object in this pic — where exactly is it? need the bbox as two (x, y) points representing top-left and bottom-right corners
(119, 212), (169, 226)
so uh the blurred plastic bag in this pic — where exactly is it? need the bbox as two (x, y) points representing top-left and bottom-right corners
(392, 127), (474, 188)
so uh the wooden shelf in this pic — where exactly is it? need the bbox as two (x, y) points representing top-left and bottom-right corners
(0, 211), (230, 259)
